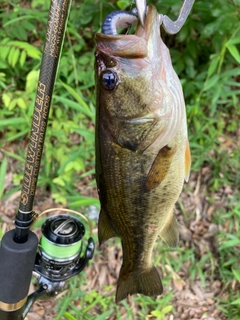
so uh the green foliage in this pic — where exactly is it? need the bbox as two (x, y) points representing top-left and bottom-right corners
(150, 305), (173, 320)
(173, 0), (240, 191)
(0, 0), (98, 207)
(54, 275), (174, 319)
(0, 38), (41, 68)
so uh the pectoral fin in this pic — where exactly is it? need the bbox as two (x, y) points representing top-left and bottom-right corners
(146, 145), (177, 190)
(98, 209), (116, 245)
(159, 211), (179, 247)
(184, 140), (191, 182)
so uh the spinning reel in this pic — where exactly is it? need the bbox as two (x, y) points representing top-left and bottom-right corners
(34, 210), (94, 285)
(23, 209), (95, 318)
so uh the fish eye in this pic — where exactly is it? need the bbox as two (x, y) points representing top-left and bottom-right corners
(101, 70), (118, 90)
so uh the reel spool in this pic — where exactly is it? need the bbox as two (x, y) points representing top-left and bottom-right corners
(33, 209), (94, 285)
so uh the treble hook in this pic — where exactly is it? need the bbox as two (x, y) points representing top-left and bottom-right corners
(136, 0), (195, 34)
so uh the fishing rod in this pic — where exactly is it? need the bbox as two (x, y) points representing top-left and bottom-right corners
(0, 1), (94, 319)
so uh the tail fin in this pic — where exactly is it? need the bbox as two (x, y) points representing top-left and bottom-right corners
(116, 266), (163, 303)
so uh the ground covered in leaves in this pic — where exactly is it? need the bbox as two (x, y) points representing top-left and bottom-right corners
(1, 142), (239, 319)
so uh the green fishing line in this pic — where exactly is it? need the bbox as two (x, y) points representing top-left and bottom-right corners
(41, 236), (82, 259)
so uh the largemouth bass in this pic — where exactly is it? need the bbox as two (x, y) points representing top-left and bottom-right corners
(95, 5), (191, 303)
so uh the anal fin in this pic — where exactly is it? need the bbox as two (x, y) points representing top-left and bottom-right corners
(98, 209), (116, 245)
(159, 211), (179, 247)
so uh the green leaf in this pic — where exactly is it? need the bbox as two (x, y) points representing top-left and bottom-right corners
(60, 81), (93, 118)
(232, 269), (240, 282)
(0, 157), (7, 199)
(26, 70), (39, 93)
(230, 297), (240, 305)
(54, 297), (70, 320)
(226, 37), (240, 46)
(1, 38), (10, 45)
(0, 45), (11, 60)
(0, 72), (6, 83)
(220, 239), (240, 249)
(64, 160), (84, 172)
(3, 15), (35, 28)
(208, 55), (219, 77)
(226, 44), (240, 64)
(8, 41), (41, 60)
(117, 0), (131, 10)
(8, 99), (18, 111)
(53, 95), (92, 118)
(17, 97), (27, 109)
(69, 197), (100, 207)
(11, 48), (20, 67)
(0, 118), (27, 127)
(62, 312), (76, 320)
(53, 177), (66, 187)
(221, 68), (240, 78)
(2, 150), (25, 162)
(161, 305), (174, 314)
(2, 93), (11, 107)
(26, 44), (41, 59)
(151, 310), (162, 316)
(73, 128), (94, 142)
(5, 129), (29, 142)
(8, 46), (16, 66)
(203, 74), (220, 91)
(20, 50), (27, 67)
(95, 309), (115, 320)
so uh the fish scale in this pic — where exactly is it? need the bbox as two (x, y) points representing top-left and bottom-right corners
(95, 5), (191, 302)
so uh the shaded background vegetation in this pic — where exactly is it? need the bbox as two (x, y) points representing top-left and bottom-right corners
(0, 0), (240, 319)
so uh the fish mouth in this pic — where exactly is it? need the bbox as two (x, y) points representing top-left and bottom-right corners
(95, 5), (160, 59)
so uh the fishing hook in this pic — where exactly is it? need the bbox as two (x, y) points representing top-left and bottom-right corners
(136, 0), (195, 34)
